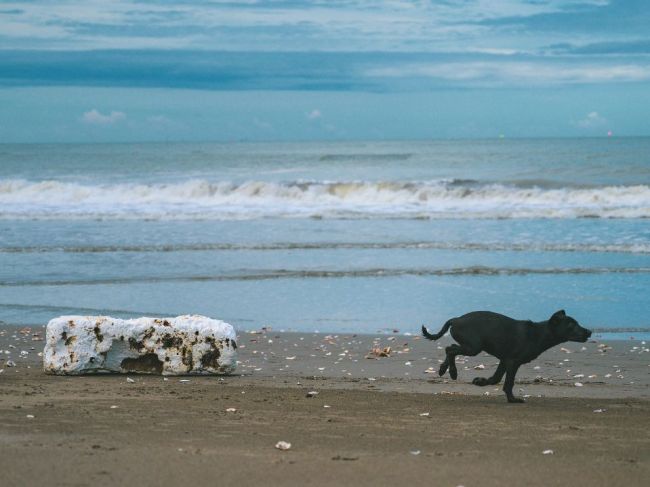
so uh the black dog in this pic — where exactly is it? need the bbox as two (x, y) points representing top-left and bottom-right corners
(422, 310), (592, 403)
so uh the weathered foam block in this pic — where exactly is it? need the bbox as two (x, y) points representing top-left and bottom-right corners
(43, 315), (237, 375)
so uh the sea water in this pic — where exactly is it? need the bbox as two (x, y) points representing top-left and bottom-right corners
(1, 138), (649, 338)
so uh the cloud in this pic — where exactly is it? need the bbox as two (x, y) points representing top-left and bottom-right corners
(367, 62), (650, 85)
(306, 109), (322, 120)
(4, 50), (649, 93)
(575, 111), (607, 128)
(0, 50), (373, 91)
(146, 115), (171, 124)
(82, 109), (126, 125)
(0, 1), (648, 95)
(548, 39), (650, 55)
(0, 0), (626, 52)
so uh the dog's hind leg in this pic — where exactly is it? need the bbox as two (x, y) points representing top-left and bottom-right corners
(503, 361), (524, 403)
(440, 344), (461, 378)
(472, 361), (506, 386)
(444, 344), (481, 380)
(438, 356), (450, 377)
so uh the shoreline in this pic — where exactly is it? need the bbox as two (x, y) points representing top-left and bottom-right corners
(3, 326), (648, 399)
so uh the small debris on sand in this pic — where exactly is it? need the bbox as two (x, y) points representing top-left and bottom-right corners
(275, 441), (291, 451)
(365, 346), (392, 359)
(331, 455), (359, 461)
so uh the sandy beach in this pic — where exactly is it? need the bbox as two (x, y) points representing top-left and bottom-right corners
(1, 326), (648, 486)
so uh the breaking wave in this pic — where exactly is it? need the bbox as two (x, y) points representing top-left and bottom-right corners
(1, 178), (649, 220)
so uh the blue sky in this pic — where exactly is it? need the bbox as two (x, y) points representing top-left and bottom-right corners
(0, 0), (649, 142)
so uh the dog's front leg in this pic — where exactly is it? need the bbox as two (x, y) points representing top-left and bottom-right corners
(503, 361), (524, 403)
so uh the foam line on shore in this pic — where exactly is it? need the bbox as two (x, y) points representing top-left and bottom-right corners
(1, 265), (649, 287)
(2, 241), (650, 254)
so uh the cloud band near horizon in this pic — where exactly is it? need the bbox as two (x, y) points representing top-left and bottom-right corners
(1, 50), (649, 92)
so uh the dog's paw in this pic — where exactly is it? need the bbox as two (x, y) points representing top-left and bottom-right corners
(449, 368), (458, 380)
(438, 365), (447, 377)
(507, 397), (526, 404)
(472, 377), (488, 386)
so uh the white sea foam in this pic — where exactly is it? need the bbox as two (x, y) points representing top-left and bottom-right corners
(3, 241), (650, 254)
(1, 178), (649, 220)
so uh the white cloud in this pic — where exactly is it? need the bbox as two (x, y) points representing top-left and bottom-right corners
(146, 115), (171, 124)
(367, 62), (650, 85)
(82, 109), (126, 125)
(306, 109), (322, 120)
(576, 111), (607, 128)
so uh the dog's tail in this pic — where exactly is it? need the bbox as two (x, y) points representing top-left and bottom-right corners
(422, 320), (452, 341)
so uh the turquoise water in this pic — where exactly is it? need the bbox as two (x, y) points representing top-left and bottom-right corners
(0, 139), (649, 336)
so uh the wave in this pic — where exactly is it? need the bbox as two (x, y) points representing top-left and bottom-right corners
(2, 241), (650, 254)
(592, 327), (650, 334)
(0, 302), (163, 316)
(1, 178), (649, 220)
(319, 153), (413, 161)
(2, 266), (649, 286)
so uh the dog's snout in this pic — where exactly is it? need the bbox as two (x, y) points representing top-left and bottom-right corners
(575, 327), (592, 343)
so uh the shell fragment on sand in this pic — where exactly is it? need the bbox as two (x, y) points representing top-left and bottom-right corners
(43, 315), (237, 375)
(275, 441), (292, 451)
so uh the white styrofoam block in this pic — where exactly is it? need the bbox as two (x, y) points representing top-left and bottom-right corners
(43, 315), (237, 375)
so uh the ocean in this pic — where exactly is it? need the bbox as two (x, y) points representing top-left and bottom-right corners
(1, 138), (649, 338)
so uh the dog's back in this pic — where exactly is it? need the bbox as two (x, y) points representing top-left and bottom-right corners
(449, 311), (532, 360)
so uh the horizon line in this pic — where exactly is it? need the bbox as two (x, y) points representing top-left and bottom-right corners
(0, 135), (646, 146)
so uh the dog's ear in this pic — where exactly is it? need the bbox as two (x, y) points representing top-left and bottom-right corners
(550, 309), (566, 326)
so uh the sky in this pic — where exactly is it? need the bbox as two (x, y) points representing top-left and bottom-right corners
(0, 0), (649, 142)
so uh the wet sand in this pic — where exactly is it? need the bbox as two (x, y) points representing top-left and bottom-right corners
(1, 326), (649, 486)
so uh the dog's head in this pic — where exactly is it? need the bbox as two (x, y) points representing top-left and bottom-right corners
(549, 310), (592, 342)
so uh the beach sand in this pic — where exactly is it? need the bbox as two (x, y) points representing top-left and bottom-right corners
(1, 326), (649, 486)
